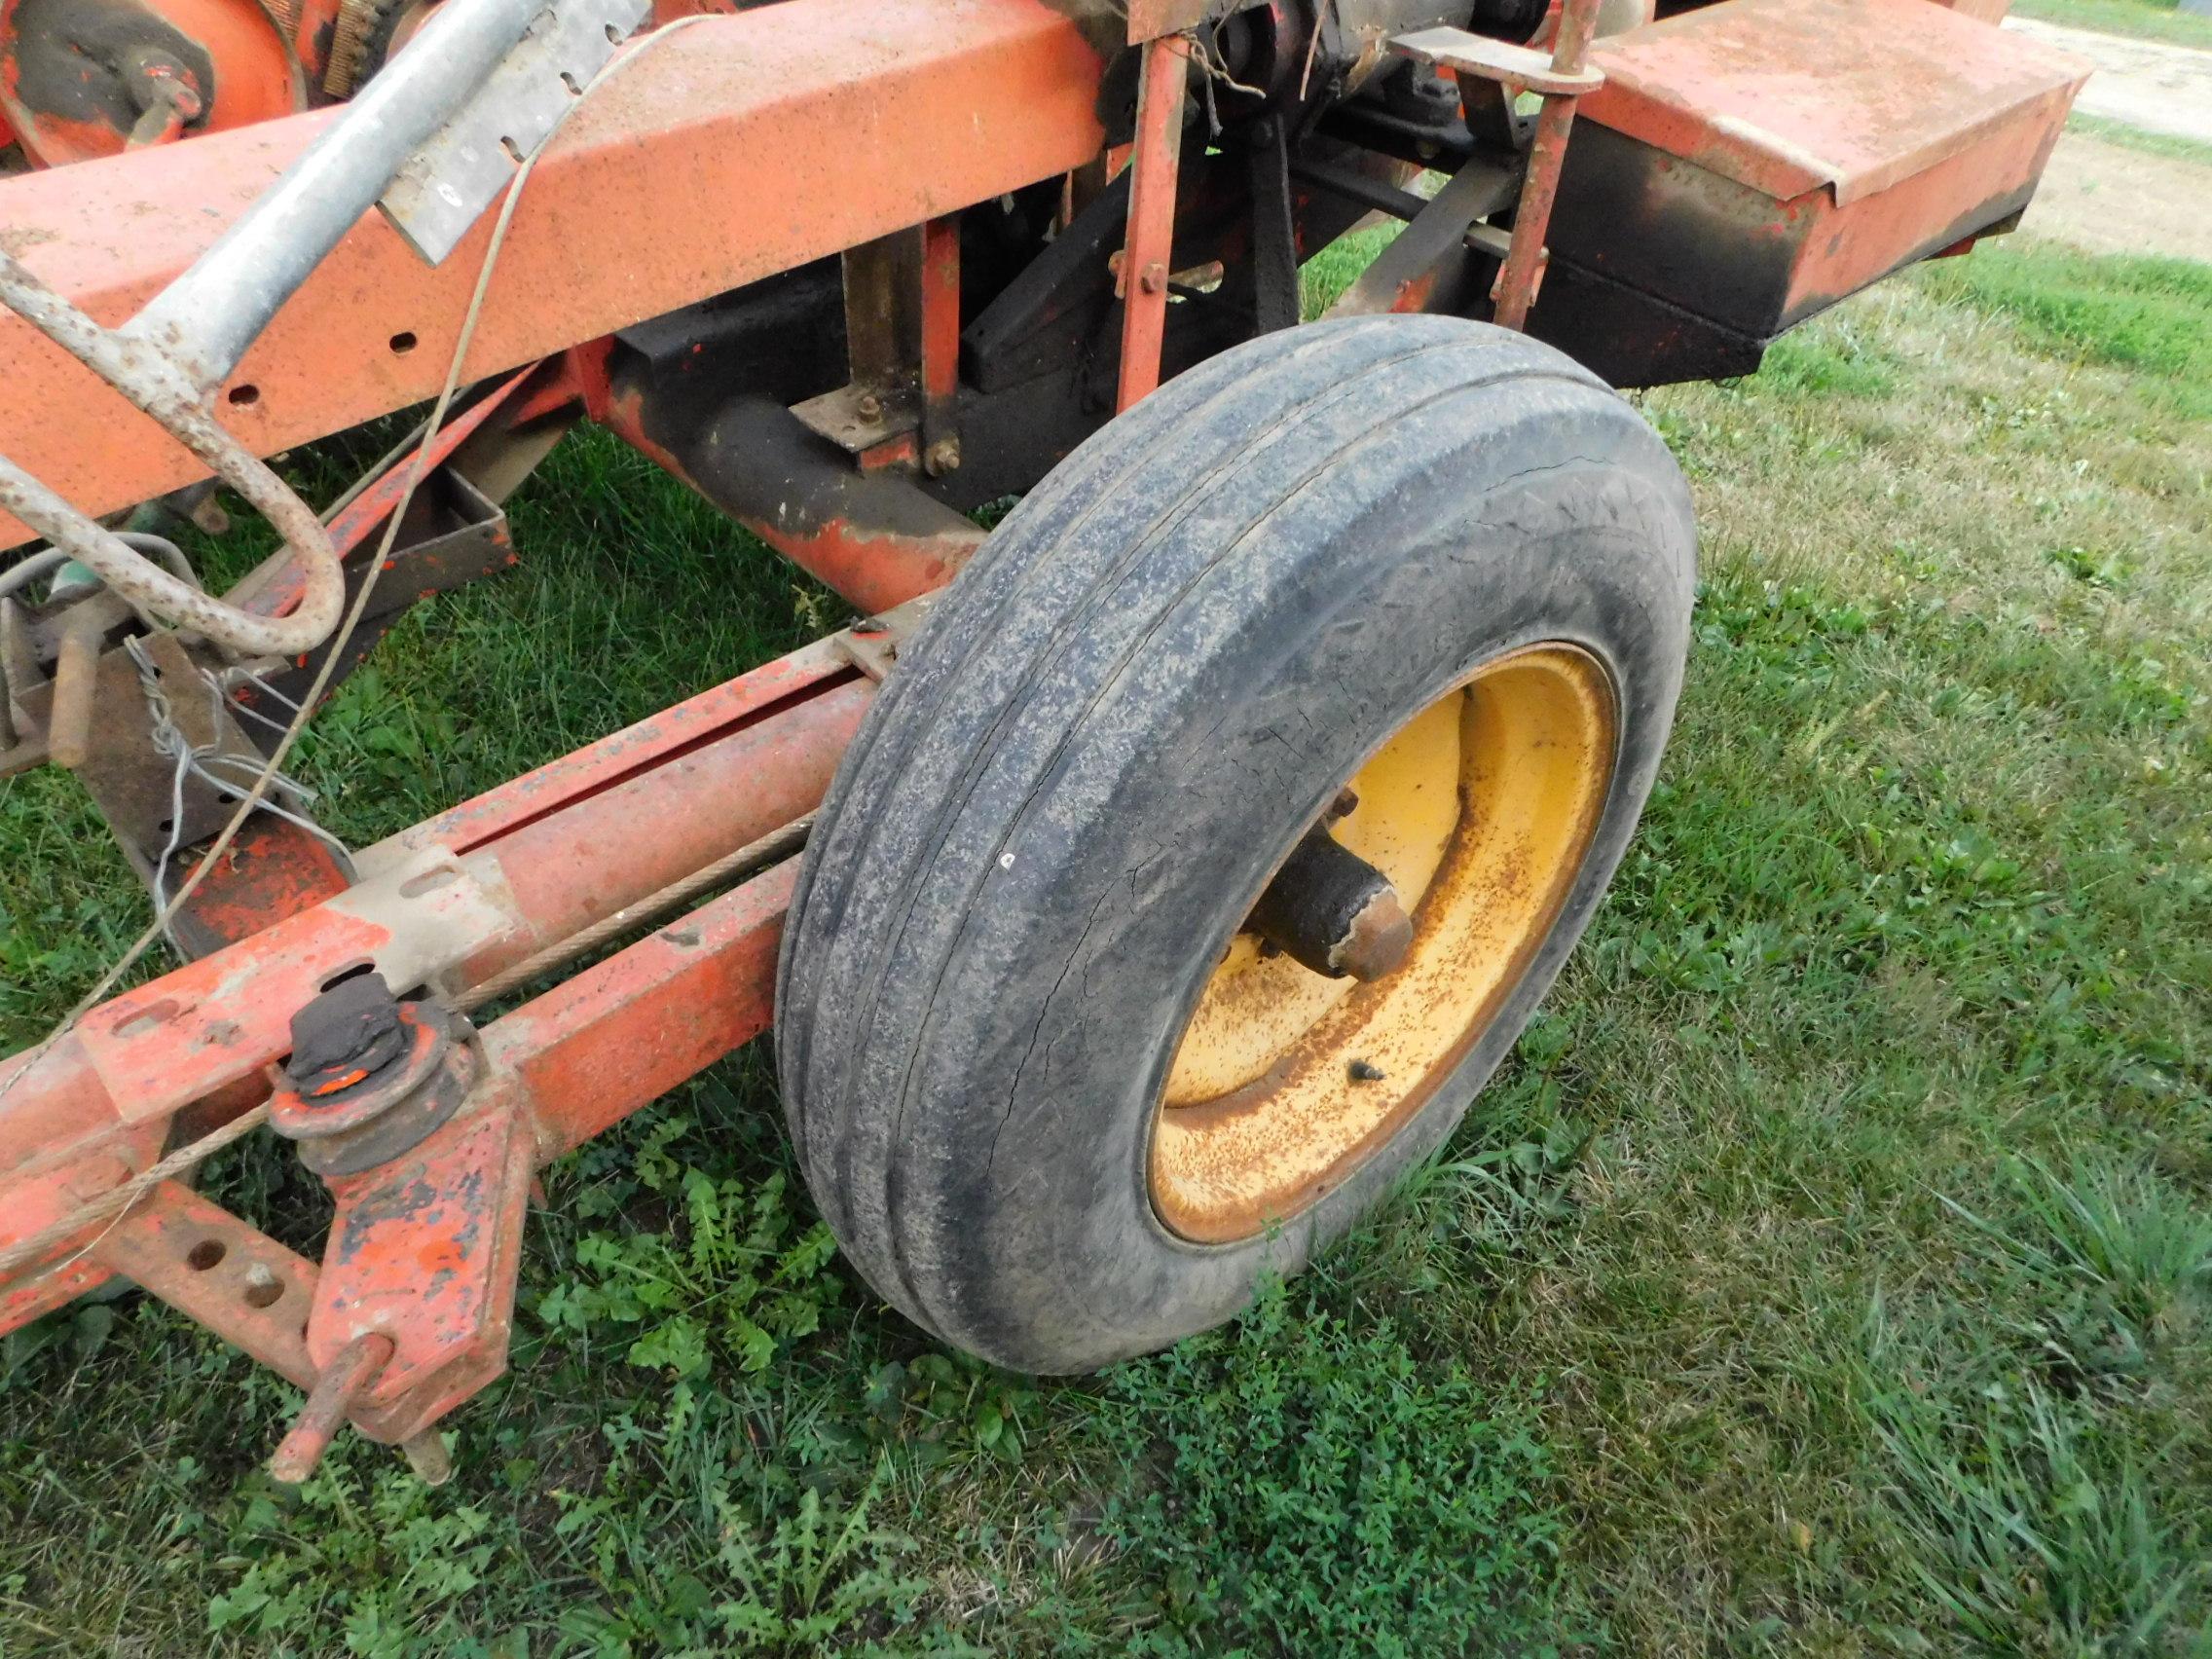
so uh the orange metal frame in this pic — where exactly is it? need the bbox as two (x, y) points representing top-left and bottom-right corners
(0, 0), (1173, 1476)
(0, 0), (2091, 1478)
(0, 0), (1108, 549)
(0, 626), (876, 1447)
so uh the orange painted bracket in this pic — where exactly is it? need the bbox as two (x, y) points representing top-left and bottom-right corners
(311, 1090), (535, 1432)
(93, 1182), (323, 1388)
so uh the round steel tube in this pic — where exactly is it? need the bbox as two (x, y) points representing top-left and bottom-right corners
(125, 0), (551, 389)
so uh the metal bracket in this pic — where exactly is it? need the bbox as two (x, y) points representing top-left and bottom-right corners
(832, 594), (940, 682)
(1391, 25), (1605, 96)
(77, 843), (526, 1125)
(381, 0), (651, 264)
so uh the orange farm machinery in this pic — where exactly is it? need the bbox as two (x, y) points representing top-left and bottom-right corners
(0, 0), (2084, 1482)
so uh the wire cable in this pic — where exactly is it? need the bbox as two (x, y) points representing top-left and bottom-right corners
(0, 12), (721, 1277)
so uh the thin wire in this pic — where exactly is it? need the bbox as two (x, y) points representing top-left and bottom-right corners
(453, 813), (813, 1014)
(219, 664), (311, 737)
(0, 13), (721, 1269)
(121, 635), (346, 942)
(0, 532), (197, 603)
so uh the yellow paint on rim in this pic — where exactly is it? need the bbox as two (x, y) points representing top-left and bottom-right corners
(1150, 644), (1617, 1244)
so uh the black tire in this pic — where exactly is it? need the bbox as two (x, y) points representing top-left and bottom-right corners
(775, 315), (1695, 1373)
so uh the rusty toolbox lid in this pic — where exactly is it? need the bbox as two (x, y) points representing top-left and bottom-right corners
(1582, 0), (2091, 205)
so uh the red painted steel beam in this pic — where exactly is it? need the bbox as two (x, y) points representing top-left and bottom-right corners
(0, 0), (1108, 548)
(487, 859), (794, 1162)
(362, 633), (856, 862)
(1116, 32), (1191, 412)
(0, 642), (876, 1307)
(453, 677), (869, 984)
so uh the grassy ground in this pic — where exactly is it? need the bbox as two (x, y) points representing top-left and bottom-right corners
(2068, 112), (2212, 168)
(2011, 0), (2212, 48)
(3, 236), (2209, 1655)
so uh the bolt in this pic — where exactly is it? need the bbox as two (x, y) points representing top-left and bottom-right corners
(1138, 261), (1168, 296)
(854, 391), (884, 422)
(923, 436), (962, 477)
(1348, 1058), (1385, 1083)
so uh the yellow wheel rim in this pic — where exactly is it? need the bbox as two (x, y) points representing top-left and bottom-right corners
(1149, 645), (1617, 1244)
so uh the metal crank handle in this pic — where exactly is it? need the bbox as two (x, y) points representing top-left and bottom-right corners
(0, 250), (344, 658)
(0, 0), (603, 657)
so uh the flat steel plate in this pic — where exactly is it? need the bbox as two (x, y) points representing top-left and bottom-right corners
(1583, 0), (2090, 203)
(381, 0), (652, 265)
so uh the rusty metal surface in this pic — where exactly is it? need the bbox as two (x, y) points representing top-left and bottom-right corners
(313, 1092), (533, 1408)
(1580, 0), (2090, 206)
(0, 636), (875, 1306)
(360, 635), (857, 867)
(487, 860), (793, 1162)
(1477, 0), (1601, 330)
(1115, 31), (1189, 410)
(602, 387), (982, 615)
(0, 0), (1108, 549)
(918, 215), (961, 473)
(92, 1179), (322, 1388)
(68, 844), (521, 1126)
(172, 815), (355, 957)
(1124, 0), (1207, 41)
(1534, 0), (2089, 368)
(1324, 157), (1519, 316)
(456, 675), (868, 985)
(0, 0), (302, 167)
(224, 362), (535, 628)
(269, 1332), (390, 1482)
(1393, 22), (1603, 93)
(11, 627), (266, 862)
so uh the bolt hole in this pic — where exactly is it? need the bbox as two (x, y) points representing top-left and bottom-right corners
(242, 1264), (283, 1308)
(186, 1239), (226, 1272)
(227, 384), (259, 407)
(499, 135), (524, 164)
(114, 997), (182, 1039)
(319, 960), (377, 993)
(560, 69), (581, 93)
(604, 20), (619, 40)
(388, 330), (418, 355)
(397, 866), (460, 900)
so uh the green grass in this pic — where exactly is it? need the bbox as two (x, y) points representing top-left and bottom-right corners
(1918, 242), (2212, 418)
(2068, 111), (2212, 168)
(2012, 0), (2212, 47)
(4, 236), (2212, 1653)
